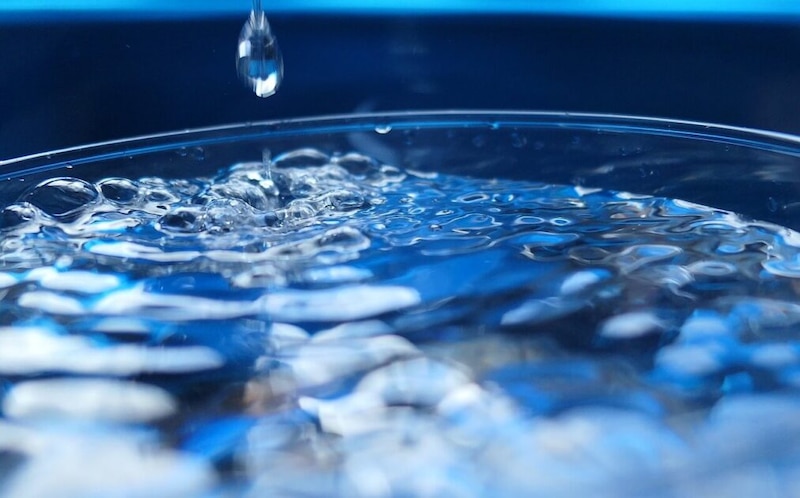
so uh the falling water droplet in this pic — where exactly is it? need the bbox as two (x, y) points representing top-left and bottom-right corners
(237, 0), (284, 98)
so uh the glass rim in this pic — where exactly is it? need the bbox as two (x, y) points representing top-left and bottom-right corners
(4, 110), (800, 170)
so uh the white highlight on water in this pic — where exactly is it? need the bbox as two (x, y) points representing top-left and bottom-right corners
(3, 378), (176, 423)
(0, 327), (224, 376)
(0, 424), (215, 498)
(599, 311), (664, 339)
(258, 285), (421, 322)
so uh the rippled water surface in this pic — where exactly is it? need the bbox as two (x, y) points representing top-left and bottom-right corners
(1, 148), (800, 496)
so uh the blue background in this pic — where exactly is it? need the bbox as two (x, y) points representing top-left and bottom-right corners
(3, 1), (800, 18)
(2, 3), (800, 159)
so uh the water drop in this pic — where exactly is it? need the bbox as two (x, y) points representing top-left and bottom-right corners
(237, 0), (284, 98)
(375, 125), (392, 135)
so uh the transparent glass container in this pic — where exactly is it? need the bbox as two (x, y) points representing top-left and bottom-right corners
(1, 111), (800, 497)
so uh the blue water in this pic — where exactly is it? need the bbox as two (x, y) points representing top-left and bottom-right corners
(1, 148), (800, 496)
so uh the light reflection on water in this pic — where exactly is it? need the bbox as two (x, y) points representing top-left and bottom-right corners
(0, 148), (799, 495)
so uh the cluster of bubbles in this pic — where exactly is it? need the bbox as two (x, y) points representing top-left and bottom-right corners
(0, 147), (799, 496)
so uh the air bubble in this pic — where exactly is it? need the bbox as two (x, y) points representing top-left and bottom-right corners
(98, 178), (140, 204)
(272, 148), (330, 168)
(158, 208), (203, 233)
(334, 152), (380, 177)
(145, 188), (178, 204)
(316, 227), (370, 252)
(283, 201), (316, 221)
(204, 199), (255, 232)
(25, 177), (99, 221)
(0, 203), (38, 231)
(208, 180), (277, 211)
(318, 190), (366, 211)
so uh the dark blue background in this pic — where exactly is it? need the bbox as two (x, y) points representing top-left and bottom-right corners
(2, 13), (800, 159)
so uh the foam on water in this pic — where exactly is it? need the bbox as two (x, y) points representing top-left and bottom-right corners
(1, 148), (800, 495)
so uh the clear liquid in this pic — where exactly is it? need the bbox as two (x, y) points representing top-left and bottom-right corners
(2, 148), (800, 496)
(236, 2), (283, 98)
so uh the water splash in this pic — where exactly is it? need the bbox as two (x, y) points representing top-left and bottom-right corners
(1, 147), (800, 495)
